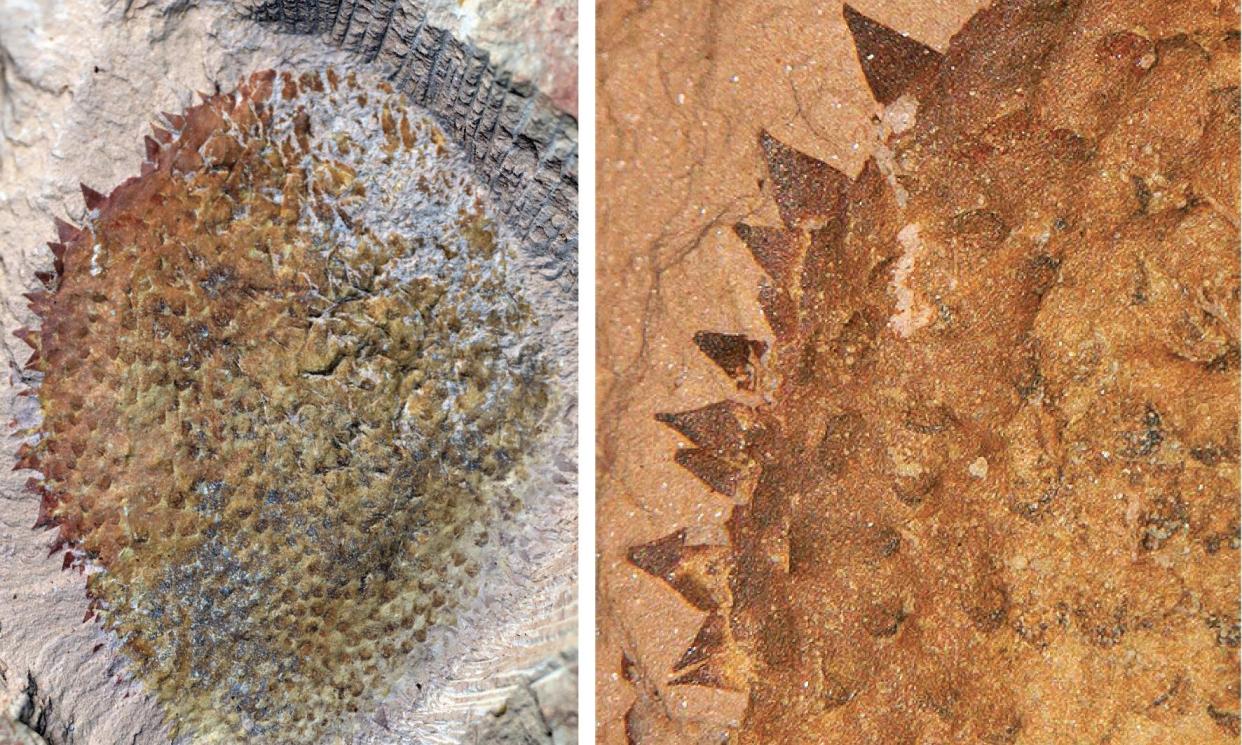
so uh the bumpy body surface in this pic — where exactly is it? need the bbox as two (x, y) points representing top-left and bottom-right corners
(18, 69), (548, 742)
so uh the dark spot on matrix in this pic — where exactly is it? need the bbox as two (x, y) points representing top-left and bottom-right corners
(624, 2), (1239, 742)
(15, 69), (548, 742)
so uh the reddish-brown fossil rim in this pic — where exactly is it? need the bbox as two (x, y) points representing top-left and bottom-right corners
(12, 70), (281, 560)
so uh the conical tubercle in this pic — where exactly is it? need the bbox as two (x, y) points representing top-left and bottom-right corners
(668, 611), (742, 690)
(144, 135), (162, 162)
(843, 4), (943, 105)
(80, 183), (106, 210)
(690, 332), (768, 391)
(627, 530), (745, 691)
(54, 218), (82, 244)
(672, 610), (728, 673)
(759, 131), (849, 231)
(674, 447), (746, 498)
(13, 327), (39, 351)
(732, 223), (807, 292)
(657, 399), (756, 453)
(627, 528), (731, 614)
(729, 222), (803, 343)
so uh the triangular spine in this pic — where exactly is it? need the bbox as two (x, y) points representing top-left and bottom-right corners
(843, 4), (944, 105)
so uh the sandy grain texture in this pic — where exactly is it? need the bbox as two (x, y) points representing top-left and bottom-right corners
(597, 5), (985, 740)
(597, 1), (1239, 742)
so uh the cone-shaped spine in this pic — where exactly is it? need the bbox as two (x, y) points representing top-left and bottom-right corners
(757, 283), (799, 341)
(80, 183), (106, 210)
(674, 447), (744, 497)
(54, 218), (81, 244)
(33, 486), (59, 529)
(13, 443), (39, 471)
(843, 4), (944, 105)
(13, 327), (39, 350)
(628, 529), (688, 582)
(144, 135), (162, 162)
(734, 223), (804, 289)
(691, 332), (768, 391)
(656, 400), (753, 452)
(23, 290), (50, 310)
(669, 656), (733, 689)
(759, 131), (849, 231)
(627, 529), (726, 612)
(672, 611), (728, 672)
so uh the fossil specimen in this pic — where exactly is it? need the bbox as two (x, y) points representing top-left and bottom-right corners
(627, 1), (1239, 742)
(14, 67), (548, 742)
(245, 0), (580, 288)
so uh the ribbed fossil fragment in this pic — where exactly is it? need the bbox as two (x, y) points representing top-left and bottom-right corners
(15, 68), (548, 742)
(627, 1), (1239, 742)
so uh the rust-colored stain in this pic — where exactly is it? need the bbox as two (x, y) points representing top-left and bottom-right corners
(16, 68), (548, 741)
(601, 1), (1239, 742)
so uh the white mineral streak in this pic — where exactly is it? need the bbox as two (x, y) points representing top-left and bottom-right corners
(872, 138), (909, 209)
(889, 223), (934, 338)
(0, 2), (575, 743)
(881, 94), (920, 136)
(873, 94), (920, 209)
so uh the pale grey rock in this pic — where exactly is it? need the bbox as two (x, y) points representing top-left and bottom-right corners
(464, 650), (578, 745)
(419, 0), (577, 115)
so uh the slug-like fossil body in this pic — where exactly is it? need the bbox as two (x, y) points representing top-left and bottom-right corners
(16, 68), (548, 742)
(628, 2), (1239, 742)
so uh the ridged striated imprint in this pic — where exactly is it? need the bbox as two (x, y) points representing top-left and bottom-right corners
(626, 2), (1239, 742)
(15, 68), (548, 742)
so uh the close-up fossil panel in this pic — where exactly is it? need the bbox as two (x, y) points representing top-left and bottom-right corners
(0, 1), (576, 743)
(598, 1), (1239, 743)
